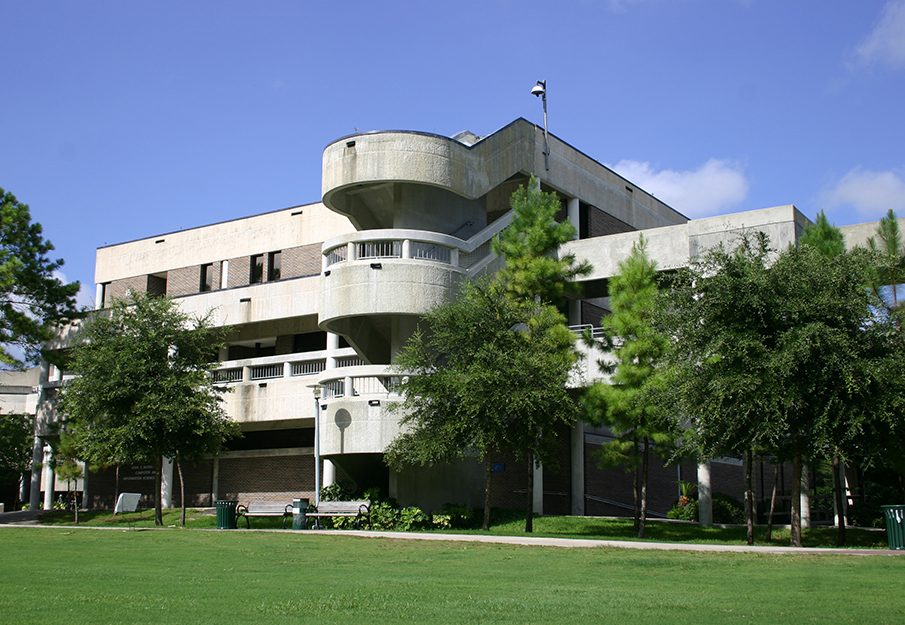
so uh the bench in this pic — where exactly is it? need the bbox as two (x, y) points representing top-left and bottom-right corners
(307, 501), (371, 529)
(236, 502), (293, 529)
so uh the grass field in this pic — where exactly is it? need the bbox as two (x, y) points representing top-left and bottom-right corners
(2, 525), (903, 624)
(38, 507), (892, 549)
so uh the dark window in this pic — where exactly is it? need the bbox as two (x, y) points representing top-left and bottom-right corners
(200, 264), (213, 292)
(268, 251), (281, 281)
(293, 331), (328, 353)
(250, 254), (264, 284)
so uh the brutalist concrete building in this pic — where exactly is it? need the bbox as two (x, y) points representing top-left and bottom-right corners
(33, 117), (870, 520)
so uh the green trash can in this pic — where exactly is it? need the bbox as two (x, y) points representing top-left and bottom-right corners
(881, 505), (905, 550)
(215, 500), (238, 530)
(292, 498), (309, 530)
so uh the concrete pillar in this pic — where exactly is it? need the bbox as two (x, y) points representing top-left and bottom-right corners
(570, 421), (585, 516)
(220, 259), (229, 289)
(211, 456), (219, 502)
(388, 469), (398, 501)
(326, 332), (340, 371)
(42, 444), (54, 511)
(567, 197), (580, 239)
(532, 461), (543, 515)
(568, 300), (581, 326)
(697, 461), (713, 527)
(95, 283), (104, 309)
(29, 436), (43, 509)
(401, 239), (411, 259)
(161, 457), (174, 509)
(800, 465), (811, 529)
(323, 459), (335, 488)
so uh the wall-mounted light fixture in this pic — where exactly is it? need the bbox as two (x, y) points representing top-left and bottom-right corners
(368, 399), (381, 407)
(323, 270), (331, 276)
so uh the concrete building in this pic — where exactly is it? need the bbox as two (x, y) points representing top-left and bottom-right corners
(28, 118), (891, 518)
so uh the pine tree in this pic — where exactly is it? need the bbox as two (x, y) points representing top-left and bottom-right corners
(584, 234), (676, 539)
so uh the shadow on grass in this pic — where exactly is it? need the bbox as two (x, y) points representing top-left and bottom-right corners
(37, 506), (889, 549)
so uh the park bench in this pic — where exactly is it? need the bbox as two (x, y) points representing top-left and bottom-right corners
(307, 501), (371, 529)
(236, 501), (293, 529)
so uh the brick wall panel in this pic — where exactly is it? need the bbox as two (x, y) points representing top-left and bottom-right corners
(227, 256), (251, 288)
(282, 243), (321, 279)
(218, 454), (315, 503)
(167, 266), (198, 297)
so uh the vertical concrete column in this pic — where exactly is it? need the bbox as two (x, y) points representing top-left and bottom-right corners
(211, 456), (219, 502)
(388, 469), (398, 501)
(95, 283), (105, 309)
(568, 301), (581, 326)
(401, 239), (411, 259)
(800, 465), (811, 529)
(567, 197), (580, 239)
(220, 259), (229, 289)
(283, 361), (292, 378)
(29, 436), (44, 509)
(348, 242), (357, 261)
(450, 247), (459, 267)
(161, 457), (174, 509)
(532, 461), (543, 515)
(570, 421), (585, 516)
(42, 444), (54, 511)
(322, 460), (335, 488)
(242, 366), (251, 383)
(326, 333), (340, 371)
(345, 376), (353, 398)
(697, 461), (713, 527)
(81, 463), (89, 510)
(218, 346), (228, 361)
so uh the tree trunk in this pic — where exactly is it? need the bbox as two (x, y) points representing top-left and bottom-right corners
(114, 465), (120, 509)
(767, 463), (778, 541)
(832, 453), (846, 547)
(154, 456), (163, 526)
(526, 453), (534, 533)
(638, 438), (649, 539)
(177, 459), (186, 527)
(482, 455), (493, 531)
(744, 449), (754, 545)
(790, 454), (803, 547)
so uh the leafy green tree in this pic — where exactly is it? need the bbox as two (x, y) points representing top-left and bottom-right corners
(491, 176), (590, 531)
(60, 292), (240, 525)
(867, 209), (905, 310)
(0, 412), (34, 499)
(660, 234), (896, 547)
(0, 188), (82, 368)
(384, 279), (579, 531)
(584, 234), (677, 539)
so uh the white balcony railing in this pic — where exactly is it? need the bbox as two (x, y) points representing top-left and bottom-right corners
(322, 212), (514, 275)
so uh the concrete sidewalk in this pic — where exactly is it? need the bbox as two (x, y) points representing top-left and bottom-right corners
(3, 510), (897, 556)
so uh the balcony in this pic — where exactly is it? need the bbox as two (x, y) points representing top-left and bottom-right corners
(314, 365), (403, 456)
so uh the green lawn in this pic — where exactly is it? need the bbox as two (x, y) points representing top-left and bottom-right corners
(38, 507), (891, 549)
(2, 526), (903, 624)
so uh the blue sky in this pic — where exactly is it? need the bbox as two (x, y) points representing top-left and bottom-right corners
(2, 0), (904, 307)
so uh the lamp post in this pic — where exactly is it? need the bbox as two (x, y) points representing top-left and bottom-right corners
(531, 80), (549, 171)
(307, 384), (325, 507)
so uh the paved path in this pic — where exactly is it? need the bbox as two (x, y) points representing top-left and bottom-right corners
(2, 510), (899, 556)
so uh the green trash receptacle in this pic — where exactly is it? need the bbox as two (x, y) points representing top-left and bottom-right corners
(215, 500), (238, 530)
(292, 498), (309, 530)
(882, 505), (905, 550)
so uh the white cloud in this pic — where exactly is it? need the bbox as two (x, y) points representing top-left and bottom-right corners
(53, 271), (96, 310)
(851, 0), (905, 69)
(820, 167), (905, 219)
(605, 158), (749, 218)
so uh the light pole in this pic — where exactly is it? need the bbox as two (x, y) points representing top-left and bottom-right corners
(307, 384), (325, 507)
(531, 80), (549, 171)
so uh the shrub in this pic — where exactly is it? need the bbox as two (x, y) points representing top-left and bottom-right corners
(667, 493), (744, 524)
(668, 499), (698, 522)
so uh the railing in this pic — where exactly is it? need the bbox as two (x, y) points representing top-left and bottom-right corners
(322, 213), (514, 275)
(569, 324), (606, 339)
(213, 368), (243, 383)
(250, 363), (283, 381)
(317, 365), (403, 401)
(212, 351), (348, 385)
(292, 360), (326, 376)
(336, 356), (366, 368)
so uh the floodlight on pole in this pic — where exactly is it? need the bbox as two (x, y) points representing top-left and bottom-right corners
(531, 80), (549, 170)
